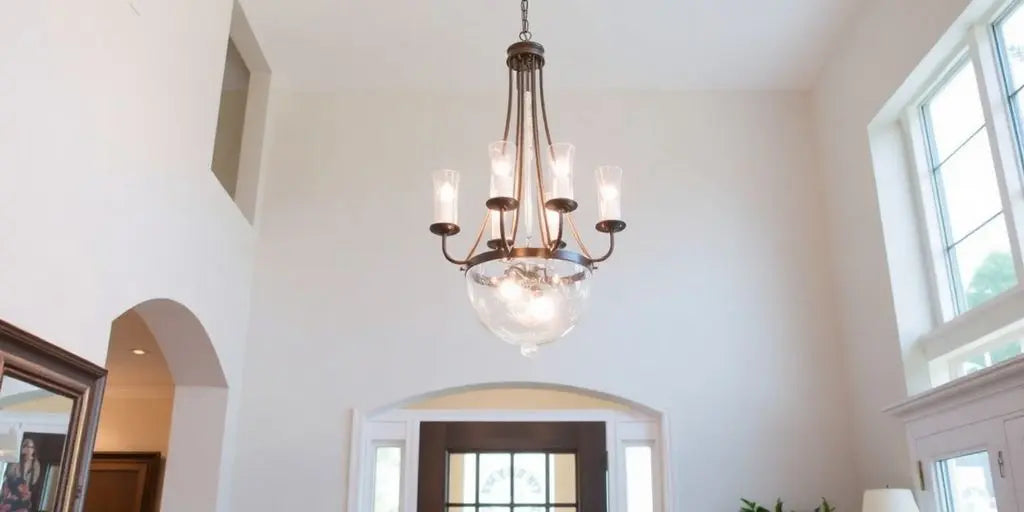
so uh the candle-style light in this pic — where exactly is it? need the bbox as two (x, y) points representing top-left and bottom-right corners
(427, 0), (628, 356)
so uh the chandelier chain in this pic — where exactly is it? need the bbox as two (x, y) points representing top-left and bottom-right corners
(520, 0), (532, 41)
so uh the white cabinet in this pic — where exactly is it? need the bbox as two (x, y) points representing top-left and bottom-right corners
(913, 420), (1012, 512)
(889, 358), (1024, 512)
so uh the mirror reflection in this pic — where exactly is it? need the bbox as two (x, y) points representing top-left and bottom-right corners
(0, 375), (72, 512)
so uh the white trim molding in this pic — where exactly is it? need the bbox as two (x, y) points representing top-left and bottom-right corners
(348, 407), (670, 512)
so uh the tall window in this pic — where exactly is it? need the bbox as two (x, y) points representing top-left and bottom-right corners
(996, 2), (1024, 153)
(921, 60), (1017, 313)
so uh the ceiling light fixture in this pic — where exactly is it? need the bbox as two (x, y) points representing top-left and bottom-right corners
(429, 0), (626, 357)
(131, 349), (147, 356)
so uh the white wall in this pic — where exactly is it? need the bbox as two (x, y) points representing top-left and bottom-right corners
(0, 0), (256, 510)
(231, 90), (856, 511)
(812, 0), (989, 492)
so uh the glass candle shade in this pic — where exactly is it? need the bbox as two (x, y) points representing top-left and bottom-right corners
(432, 169), (459, 225)
(489, 141), (516, 198)
(596, 166), (622, 221)
(547, 143), (575, 200)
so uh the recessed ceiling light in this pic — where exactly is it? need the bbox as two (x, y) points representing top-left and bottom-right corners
(131, 349), (147, 356)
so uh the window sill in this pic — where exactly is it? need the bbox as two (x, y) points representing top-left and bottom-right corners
(887, 349), (1024, 421)
(918, 284), (1024, 362)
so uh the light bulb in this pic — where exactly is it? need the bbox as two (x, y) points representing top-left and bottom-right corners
(527, 295), (556, 322)
(499, 279), (523, 301)
(600, 184), (619, 200)
(438, 183), (455, 201)
(554, 160), (570, 177)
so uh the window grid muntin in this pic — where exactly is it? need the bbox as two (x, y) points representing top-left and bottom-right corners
(921, 57), (1011, 313)
(995, 0), (1024, 178)
(445, 451), (578, 508)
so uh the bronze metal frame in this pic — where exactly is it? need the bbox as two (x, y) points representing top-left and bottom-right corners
(428, 1), (626, 274)
(0, 320), (107, 512)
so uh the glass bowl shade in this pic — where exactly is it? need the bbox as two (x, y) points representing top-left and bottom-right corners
(466, 256), (592, 356)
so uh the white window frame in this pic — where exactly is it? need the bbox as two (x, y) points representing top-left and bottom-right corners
(904, 0), (1024, 384)
(347, 408), (671, 512)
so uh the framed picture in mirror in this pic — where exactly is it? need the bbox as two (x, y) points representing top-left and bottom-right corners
(0, 320), (106, 512)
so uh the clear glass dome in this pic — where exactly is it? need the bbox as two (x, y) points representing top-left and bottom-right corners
(466, 256), (592, 356)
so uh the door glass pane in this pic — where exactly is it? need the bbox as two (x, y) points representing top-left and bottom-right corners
(548, 454), (576, 503)
(949, 215), (1016, 310)
(513, 453), (546, 504)
(926, 63), (986, 162)
(449, 453), (477, 504)
(479, 453), (512, 504)
(936, 452), (998, 512)
(934, 131), (1002, 241)
(625, 446), (654, 512)
(998, 3), (1024, 92)
(373, 446), (402, 512)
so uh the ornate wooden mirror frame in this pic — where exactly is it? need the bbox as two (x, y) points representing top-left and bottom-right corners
(0, 320), (107, 512)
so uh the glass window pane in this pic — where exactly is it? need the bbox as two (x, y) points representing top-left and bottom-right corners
(936, 452), (998, 512)
(373, 446), (402, 512)
(998, 4), (1024, 92)
(625, 446), (654, 512)
(449, 453), (477, 504)
(927, 63), (986, 162)
(950, 215), (1017, 310)
(479, 453), (512, 504)
(548, 454), (576, 504)
(513, 453), (547, 504)
(935, 131), (1002, 241)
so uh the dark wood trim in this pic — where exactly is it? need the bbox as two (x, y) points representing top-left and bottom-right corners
(417, 421), (607, 512)
(88, 452), (162, 512)
(0, 319), (107, 512)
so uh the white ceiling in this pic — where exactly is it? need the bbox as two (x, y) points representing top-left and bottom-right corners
(240, 0), (864, 91)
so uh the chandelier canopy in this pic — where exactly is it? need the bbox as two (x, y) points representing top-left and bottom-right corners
(429, 0), (626, 357)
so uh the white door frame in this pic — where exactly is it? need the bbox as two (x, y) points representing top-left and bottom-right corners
(347, 408), (672, 512)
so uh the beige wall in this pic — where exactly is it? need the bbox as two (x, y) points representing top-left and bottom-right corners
(407, 388), (630, 411)
(5, 395), (73, 414)
(95, 388), (174, 455)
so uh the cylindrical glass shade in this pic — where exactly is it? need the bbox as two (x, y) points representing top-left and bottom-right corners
(466, 257), (592, 357)
(489, 141), (516, 198)
(596, 166), (623, 221)
(547, 143), (575, 200)
(545, 209), (561, 245)
(432, 169), (459, 225)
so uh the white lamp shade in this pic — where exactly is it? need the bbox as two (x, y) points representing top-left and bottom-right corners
(863, 489), (919, 512)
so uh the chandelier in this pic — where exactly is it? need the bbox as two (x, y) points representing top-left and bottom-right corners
(428, 0), (626, 357)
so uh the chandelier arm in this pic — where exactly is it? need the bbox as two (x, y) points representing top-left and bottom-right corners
(440, 235), (469, 266)
(509, 69), (526, 245)
(588, 232), (617, 264)
(462, 211), (490, 261)
(565, 213), (595, 260)
(538, 66), (555, 155)
(548, 213), (565, 251)
(498, 209), (512, 255)
(530, 66), (553, 246)
(502, 66), (514, 141)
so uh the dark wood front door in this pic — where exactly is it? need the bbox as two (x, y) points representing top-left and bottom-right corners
(82, 453), (161, 512)
(418, 422), (607, 512)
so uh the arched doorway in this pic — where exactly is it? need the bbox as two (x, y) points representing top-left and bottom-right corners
(90, 299), (229, 512)
(351, 383), (670, 512)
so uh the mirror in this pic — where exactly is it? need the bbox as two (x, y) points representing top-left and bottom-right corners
(0, 375), (74, 512)
(0, 321), (106, 512)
